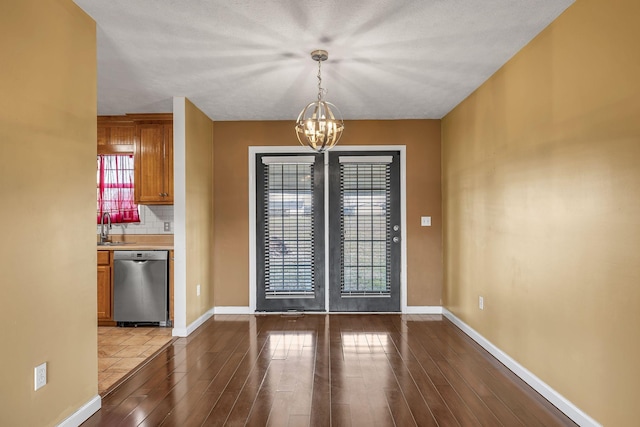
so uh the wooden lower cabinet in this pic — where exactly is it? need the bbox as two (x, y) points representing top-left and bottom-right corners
(97, 250), (115, 326)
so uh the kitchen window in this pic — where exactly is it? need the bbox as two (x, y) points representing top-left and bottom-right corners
(97, 154), (140, 223)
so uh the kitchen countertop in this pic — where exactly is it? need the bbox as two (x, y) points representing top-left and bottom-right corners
(97, 243), (174, 251)
(96, 234), (174, 251)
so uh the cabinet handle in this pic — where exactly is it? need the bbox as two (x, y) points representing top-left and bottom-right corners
(159, 192), (168, 197)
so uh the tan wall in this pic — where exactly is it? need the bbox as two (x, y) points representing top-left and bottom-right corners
(0, 0), (97, 426)
(213, 120), (442, 307)
(185, 99), (215, 324)
(442, 0), (640, 425)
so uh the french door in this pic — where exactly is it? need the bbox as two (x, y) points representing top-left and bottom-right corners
(255, 150), (401, 312)
(328, 151), (401, 311)
(256, 154), (325, 311)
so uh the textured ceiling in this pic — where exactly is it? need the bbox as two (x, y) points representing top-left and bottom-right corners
(73, 0), (574, 120)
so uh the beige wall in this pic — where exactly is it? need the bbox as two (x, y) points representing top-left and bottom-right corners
(442, 0), (640, 425)
(0, 0), (97, 426)
(184, 99), (215, 324)
(213, 120), (442, 307)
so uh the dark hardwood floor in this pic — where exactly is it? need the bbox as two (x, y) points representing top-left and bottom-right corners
(82, 314), (576, 426)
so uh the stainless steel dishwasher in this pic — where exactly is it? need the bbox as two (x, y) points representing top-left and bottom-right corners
(113, 250), (169, 326)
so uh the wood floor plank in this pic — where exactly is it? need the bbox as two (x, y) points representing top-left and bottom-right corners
(82, 314), (577, 427)
(209, 316), (290, 426)
(384, 325), (460, 425)
(309, 316), (331, 427)
(436, 383), (483, 427)
(182, 318), (282, 427)
(288, 414), (311, 427)
(383, 388), (417, 427)
(434, 357), (503, 426)
(362, 387), (396, 427)
(330, 403), (352, 427)
(266, 391), (294, 426)
(384, 352), (439, 427)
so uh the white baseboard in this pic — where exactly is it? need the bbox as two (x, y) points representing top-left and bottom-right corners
(403, 306), (443, 314)
(210, 307), (445, 315)
(443, 309), (601, 427)
(56, 395), (101, 427)
(172, 308), (215, 337)
(214, 306), (252, 314)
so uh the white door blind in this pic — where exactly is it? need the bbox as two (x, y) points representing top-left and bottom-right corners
(264, 162), (315, 298)
(339, 162), (392, 296)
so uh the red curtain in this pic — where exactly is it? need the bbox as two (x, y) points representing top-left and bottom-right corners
(97, 155), (140, 224)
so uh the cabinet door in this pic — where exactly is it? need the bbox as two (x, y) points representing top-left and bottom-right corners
(97, 264), (112, 321)
(135, 123), (173, 204)
(163, 125), (174, 203)
(109, 124), (136, 147)
(97, 126), (109, 150)
(97, 117), (135, 155)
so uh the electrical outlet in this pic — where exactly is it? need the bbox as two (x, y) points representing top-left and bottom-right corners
(163, 222), (171, 232)
(34, 362), (47, 391)
(421, 216), (431, 227)
(196, 284), (201, 296)
(479, 296), (484, 310)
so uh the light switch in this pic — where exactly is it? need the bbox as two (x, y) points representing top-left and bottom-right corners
(421, 216), (431, 227)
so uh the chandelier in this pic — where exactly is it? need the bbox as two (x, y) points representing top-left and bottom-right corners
(295, 50), (344, 152)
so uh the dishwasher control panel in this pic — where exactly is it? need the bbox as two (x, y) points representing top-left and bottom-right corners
(113, 250), (168, 261)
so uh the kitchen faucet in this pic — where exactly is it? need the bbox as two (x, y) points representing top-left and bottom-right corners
(100, 212), (112, 243)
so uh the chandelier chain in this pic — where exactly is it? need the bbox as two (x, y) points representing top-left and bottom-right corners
(317, 59), (326, 101)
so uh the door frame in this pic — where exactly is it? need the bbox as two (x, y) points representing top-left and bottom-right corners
(248, 145), (407, 313)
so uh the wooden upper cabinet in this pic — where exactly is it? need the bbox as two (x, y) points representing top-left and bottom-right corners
(110, 124), (136, 145)
(97, 116), (136, 155)
(97, 113), (173, 205)
(97, 125), (109, 148)
(134, 117), (173, 204)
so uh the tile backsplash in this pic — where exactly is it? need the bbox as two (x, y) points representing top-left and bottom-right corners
(98, 205), (174, 235)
